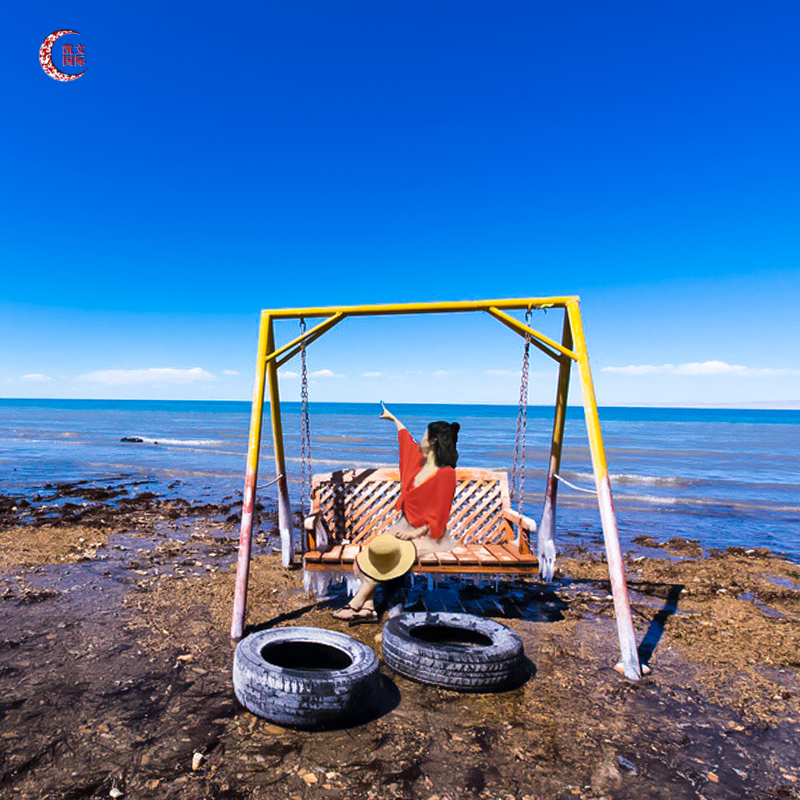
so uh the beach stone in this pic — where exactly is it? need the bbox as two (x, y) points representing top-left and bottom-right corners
(264, 723), (285, 734)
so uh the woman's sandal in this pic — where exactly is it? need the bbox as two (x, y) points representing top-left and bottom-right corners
(331, 603), (359, 620)
(347, 608), (379, 627)
(331, 604), (379, 624)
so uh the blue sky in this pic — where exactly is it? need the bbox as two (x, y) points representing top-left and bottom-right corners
(3, 1), (799, 406)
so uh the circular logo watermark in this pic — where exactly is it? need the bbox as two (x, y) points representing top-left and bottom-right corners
(39, 30), (86, 82)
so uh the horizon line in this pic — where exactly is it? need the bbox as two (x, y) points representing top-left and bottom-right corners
(1, 397), (799, 411)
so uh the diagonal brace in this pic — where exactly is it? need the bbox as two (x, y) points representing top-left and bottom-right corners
(486, 307), (579, 362)
(266, 312), (346, 368)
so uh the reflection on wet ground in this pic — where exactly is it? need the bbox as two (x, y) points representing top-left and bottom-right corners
(346, 573), (570, 623)
(738, 592), (786, 619)
(764, 573), (800, 590)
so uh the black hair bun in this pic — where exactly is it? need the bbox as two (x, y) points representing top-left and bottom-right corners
(450, 422), (460, 436)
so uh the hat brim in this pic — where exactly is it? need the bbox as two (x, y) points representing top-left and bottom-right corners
(356, 535), (417, 581)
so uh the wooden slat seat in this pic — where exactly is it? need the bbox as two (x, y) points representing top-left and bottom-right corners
(303, 467), (538, 576)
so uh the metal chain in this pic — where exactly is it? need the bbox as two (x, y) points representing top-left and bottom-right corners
(299, 318), (312, 516)
(510, 309), (532, 519)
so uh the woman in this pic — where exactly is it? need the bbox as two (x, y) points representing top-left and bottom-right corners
(333, 403), (460, 623)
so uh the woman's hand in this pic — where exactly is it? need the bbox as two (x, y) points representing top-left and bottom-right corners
(380, 402), (405, 430)
(395, 525), (429, 540)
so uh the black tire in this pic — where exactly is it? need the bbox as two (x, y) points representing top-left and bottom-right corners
(382, 612), (525, 692)
(233, 627), (381, 728)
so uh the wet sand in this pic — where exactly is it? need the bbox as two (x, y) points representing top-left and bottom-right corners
(1, 483), (799, 799)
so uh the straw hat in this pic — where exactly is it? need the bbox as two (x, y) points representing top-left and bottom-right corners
(356, 534), (416, 581)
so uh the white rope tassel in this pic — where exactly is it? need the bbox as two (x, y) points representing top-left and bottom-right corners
(302, 569), (361, 599)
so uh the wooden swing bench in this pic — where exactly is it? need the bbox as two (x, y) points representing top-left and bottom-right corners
(303, 466), (538, 575)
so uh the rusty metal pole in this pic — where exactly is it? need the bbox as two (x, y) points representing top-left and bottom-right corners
(264, 317), (295, 568)
(231, 312), (270, 641)
(538, 313), (573, 582)
(567, 299), (642, 680)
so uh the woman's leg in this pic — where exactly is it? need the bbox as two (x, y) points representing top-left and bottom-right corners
(332, 562), (379, 620)
(349, 563), (378, 611)
(381, 574), (409, 617)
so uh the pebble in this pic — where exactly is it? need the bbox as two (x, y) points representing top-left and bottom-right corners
(192, 752), (204, 770)
(264, 723), (286, 734)
(109, 789), (124, 799)
(616, 755), (638, 775)
(302, 772), (318, 785)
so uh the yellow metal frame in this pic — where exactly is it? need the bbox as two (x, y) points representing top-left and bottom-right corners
(230, 296), (642, 679)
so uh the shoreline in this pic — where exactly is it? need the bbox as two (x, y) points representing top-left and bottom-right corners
(1, 483), (799, 799)
(2, 478), (799, 567)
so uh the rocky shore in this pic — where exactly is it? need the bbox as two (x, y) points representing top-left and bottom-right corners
(0, 481), (798, 799)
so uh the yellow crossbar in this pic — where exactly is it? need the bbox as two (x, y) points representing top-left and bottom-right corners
(264, 296), (578, 320)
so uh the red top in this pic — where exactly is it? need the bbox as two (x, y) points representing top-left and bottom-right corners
(394, 428), (456, 540)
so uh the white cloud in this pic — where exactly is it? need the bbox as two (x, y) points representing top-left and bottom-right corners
(22, 373), (52, 382)
(310, 369), (344, 379)
(602, 360), (799, 377)
(79, 367), (214, 386)
(222, 369), (239, 376)
(280, 368), (344, 379)
(602, 364), (675, 375)
(674, 361), (746, 376)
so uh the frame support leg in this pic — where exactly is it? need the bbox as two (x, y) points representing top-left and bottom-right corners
(231, 312), (270, 641)
(265, 317), (295, 568)
(539, 314), (573, 581)
(568, 300), (642, 680)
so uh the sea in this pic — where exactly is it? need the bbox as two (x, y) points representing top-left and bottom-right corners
(1, 399), (798, 562)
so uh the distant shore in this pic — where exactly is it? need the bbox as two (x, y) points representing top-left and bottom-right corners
(2, 396), (800, 410)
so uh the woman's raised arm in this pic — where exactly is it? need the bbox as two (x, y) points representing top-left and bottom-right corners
(379, 402), (407, 432)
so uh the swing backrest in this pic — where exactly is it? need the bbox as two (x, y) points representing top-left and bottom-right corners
(307, 466), (522, 548)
